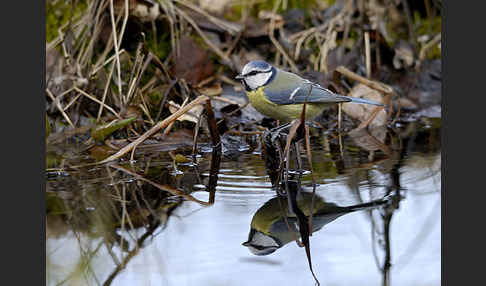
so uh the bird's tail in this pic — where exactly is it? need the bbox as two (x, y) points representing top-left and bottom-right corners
(341, 95), (384, 106)
(341, 195), (392, 213)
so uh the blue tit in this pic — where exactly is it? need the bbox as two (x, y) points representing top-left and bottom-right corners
(235, 60), (384, 123)
(242, 191), (389, 256)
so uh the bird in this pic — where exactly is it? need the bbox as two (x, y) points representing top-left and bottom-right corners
(242, 188), (390, 256)
(235, 60), (384, 123)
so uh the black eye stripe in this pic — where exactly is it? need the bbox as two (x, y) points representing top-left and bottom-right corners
(244, 70), (271, 77)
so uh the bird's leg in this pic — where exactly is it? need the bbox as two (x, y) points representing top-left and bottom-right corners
(269, 123), (292, 144)
(274, 138), (287, 197)
(294, 142), (303, 173)
(293, 142), (303, 194)
(284, 143), (292, 206)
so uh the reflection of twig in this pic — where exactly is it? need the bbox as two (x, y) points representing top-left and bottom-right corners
(204, 99), (221, 202)
(103, 221), (162, 286)
(55, 240), (104, 286)
(393, 196), (440, 272)
(382, 139), (407, 286)
(110, 164), (213, 206)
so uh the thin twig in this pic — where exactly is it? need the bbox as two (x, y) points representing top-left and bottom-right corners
(99, 95), (209, 164)
(109, 0), (124, 100)
(419, 33), (441, 61)
(110, 164), (214, 205)
(97, 60), (117, 121)
(336, 66), (393, 94)
(73, 86), (122, 119)
(174, 6), (230, 63)
(268, 0), (299, 73)
(90, 49), (126, 77)
(365, 31), (371, 78)
(46, 88), (74, 128)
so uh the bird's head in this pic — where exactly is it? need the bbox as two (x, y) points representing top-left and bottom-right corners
(242, 229), (281, 256)
(235, 60), (276, 91)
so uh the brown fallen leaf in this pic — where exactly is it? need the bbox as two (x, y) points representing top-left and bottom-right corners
(168, 101), (204, 124)
(171, 36), (215, 86)
(396, 97), (418, 110)
(342, 84), (387, 128)
(348, 126), (391, 155)
(197, 83), (222, 96)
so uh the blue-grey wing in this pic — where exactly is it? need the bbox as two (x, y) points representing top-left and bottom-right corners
(263, 71), (350, 105)
(285, 82), (351, 105)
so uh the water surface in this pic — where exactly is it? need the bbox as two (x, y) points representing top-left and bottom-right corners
(46, 119), (440, 286)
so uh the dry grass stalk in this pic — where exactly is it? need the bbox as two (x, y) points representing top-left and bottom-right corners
(46, 88), (75, 128)
(163, 97), (189, 136)
(90, 49), (126, 77)
(159, 0), (179, 56)
(174, 5), (230, 63)
(97, 61), (117, 121)
(336, 66), (393, 94)
(419, 33), (441, 61)
(109, 0), (122, 99)
(268, 0), (299, 73)
(139, 92), (155, 125)
(73, 86), (122, 119)
(126, 53), (153, 105)
(358, 106), (382, 129)
(63, 93), (82, 111)
(365, 31), (371, 78)
(99, 95), (209, 164)
(174, 0), (241, 35)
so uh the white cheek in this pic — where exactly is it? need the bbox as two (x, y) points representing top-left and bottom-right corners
(246, 73), (270, 89)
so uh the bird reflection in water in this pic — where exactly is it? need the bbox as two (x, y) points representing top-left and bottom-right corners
(242, 181), (390, 256)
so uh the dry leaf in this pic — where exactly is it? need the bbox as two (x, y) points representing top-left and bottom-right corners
(342, 84), (387, 127)
(396, 97), (418, 110)
(171, 36), (215, 86)
(348, 126), (390, 155)
(168, 101), (204, 124)
(197, 83), (222, 96)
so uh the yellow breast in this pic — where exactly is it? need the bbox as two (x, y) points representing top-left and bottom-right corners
(246, 87), (330, 122)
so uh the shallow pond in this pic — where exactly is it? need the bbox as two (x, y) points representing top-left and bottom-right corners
(46, 118), (440, 286)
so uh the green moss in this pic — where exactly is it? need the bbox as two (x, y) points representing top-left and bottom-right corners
(46, 0), (88, 43)
(256, 0), (319, 13)
(414, 13), (441, 59)
(145, 29), (172, 61)
(225, 0), (324, 21)
(147, 90), (163, 105)
(414, 12), (441, 36)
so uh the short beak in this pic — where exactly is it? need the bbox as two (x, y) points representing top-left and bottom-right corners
(235, 74), (244, 80)
(242, 241), (250, 247)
